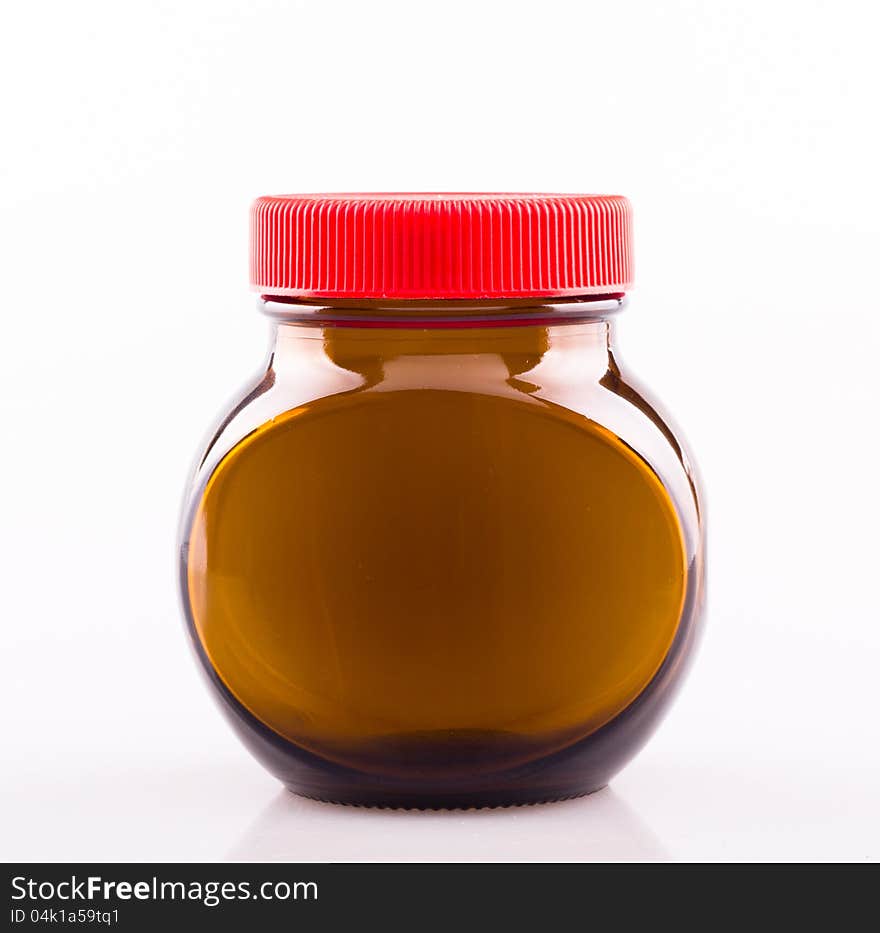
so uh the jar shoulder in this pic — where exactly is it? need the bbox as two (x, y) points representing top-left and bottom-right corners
(185, 350), (703, 543)
(579, 358), (705, 555)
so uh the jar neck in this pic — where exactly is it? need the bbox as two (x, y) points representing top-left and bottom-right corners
(259, 293), (625, 328)
(261, 296), (624, 389)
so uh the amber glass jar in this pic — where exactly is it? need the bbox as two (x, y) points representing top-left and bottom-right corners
(179, 194), (705, 808)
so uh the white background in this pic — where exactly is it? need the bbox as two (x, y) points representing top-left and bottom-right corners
(2, 0), (878, 862)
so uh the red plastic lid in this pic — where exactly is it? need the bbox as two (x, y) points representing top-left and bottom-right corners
(250, 193), (632, 299)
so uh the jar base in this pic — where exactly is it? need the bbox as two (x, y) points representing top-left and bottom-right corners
(287, 785), (605, 810)
(185, 558), (701, 807)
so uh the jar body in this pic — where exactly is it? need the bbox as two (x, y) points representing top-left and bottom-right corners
(179, 298), (705, 807)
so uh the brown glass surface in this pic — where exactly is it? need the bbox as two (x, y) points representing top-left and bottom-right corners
(183, 325), (692, 804)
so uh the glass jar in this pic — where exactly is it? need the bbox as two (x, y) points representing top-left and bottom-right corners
(179, 194), (706, 808)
